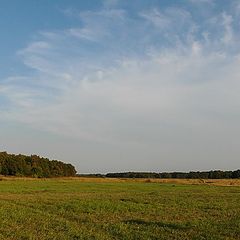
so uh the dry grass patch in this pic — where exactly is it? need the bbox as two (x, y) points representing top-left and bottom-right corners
(1, 175), (240, 186)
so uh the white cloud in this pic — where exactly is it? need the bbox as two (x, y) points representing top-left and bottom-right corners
(3, 44), (240, 144)
(140, 8), (171, 29)
(221, 12), (234, 45)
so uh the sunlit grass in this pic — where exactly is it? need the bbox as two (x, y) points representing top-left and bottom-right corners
(0, 178), (239, 239)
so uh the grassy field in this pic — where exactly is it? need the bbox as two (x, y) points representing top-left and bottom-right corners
(0, 178), (239, 240)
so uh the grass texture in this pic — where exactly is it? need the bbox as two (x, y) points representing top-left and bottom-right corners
(0, 178), (239, 239)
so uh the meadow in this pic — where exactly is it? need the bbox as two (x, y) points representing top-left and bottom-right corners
(0, 177), (239, 240)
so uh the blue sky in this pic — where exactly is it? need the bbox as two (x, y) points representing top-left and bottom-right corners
(1, 0), (240, 173)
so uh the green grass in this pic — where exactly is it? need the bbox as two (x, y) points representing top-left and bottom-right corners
(0, 179), (239, 240)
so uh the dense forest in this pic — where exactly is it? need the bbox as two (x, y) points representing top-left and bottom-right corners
(0, 152), (76, 177)
(106, 170), (240, 179)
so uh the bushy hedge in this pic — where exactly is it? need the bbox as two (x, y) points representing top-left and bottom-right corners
(0, 152), (76, 177)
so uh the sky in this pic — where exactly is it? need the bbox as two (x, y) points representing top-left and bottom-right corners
(0, 0), (240, 173)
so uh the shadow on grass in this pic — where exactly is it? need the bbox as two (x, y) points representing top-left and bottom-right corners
(124, 219), (192, 230)
(120, 198), (139, 203)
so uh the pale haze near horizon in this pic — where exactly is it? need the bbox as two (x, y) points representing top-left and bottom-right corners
(0, 0), (240, 173)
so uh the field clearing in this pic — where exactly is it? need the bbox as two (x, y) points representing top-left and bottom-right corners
(1, 176), (240, 186)
(0, 178), (239, 240)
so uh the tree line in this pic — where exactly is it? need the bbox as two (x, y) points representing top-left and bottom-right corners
(105, 170), (240, 179)
(1, 150), (239, 179)
(0, 152), (76, 177)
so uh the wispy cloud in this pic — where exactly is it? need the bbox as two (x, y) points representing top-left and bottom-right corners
(1, 1), (240, 171)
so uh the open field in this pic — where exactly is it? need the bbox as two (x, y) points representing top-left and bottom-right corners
(0, 178), (239, 240)
(1, 176), (240, 186)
